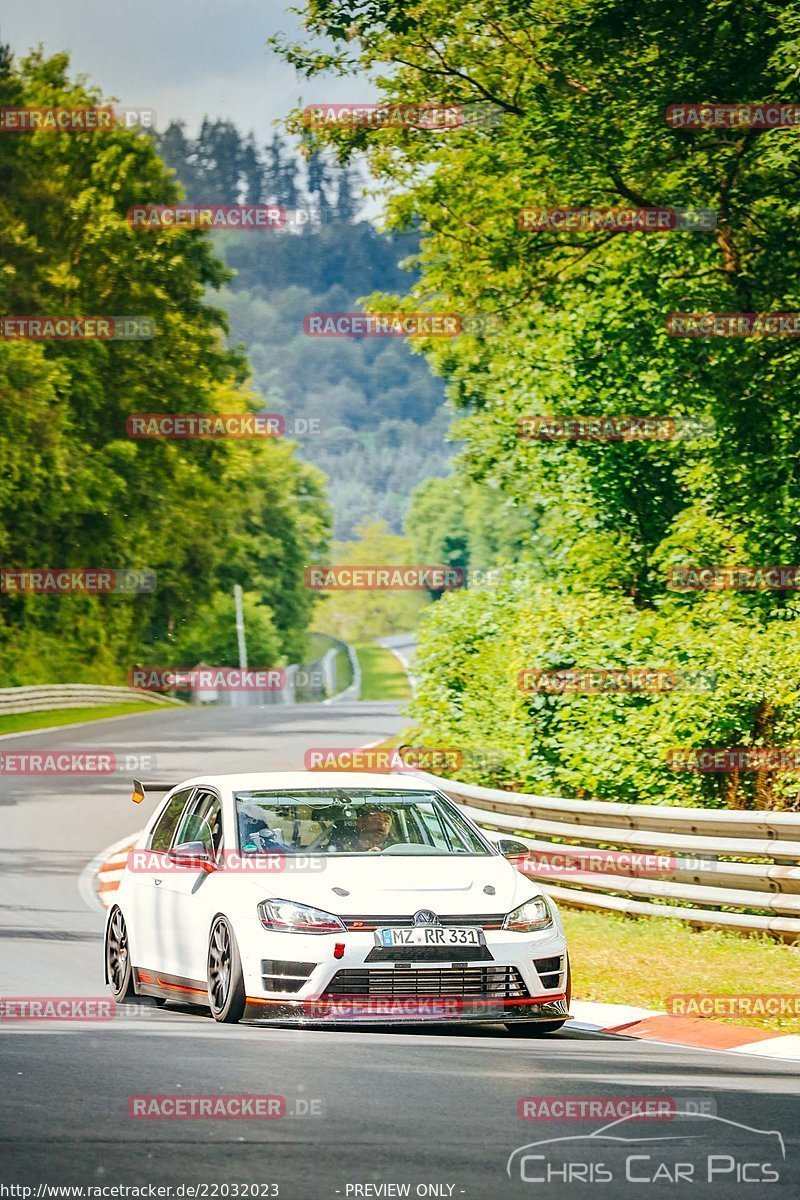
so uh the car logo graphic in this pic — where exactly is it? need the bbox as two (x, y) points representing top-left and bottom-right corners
(506, 1111), (786, 1180)
(413, 909), (440, 926)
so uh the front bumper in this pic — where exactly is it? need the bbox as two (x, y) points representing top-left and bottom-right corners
(239, 921), (569, 1025)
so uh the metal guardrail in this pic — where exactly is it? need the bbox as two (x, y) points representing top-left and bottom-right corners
(0, 684), (183, 715)
(0, 641), (361, 716)
(410, 770), (800, 942)
(324, 640), (361, 704)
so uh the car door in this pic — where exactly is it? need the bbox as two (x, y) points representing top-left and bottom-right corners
(156, 787), (224, 984)
(130, 788), (195, 972)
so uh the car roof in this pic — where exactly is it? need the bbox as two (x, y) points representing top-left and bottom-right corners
(174, 771), (443, 793)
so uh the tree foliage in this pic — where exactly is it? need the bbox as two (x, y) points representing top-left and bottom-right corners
(277, 0), (800, 806)
(310, 519), (429, 640)
(0, 49), (329, 682)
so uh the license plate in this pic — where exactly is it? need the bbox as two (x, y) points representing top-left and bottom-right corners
(374, 926), (485, 947)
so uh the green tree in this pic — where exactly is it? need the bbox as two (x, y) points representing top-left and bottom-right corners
(194, 117), (244, 201)
(170, 590), (282, 668)
(240, 132), (264, 204)
(276, 0), (800, 593)
(273, 0), (800, 805)
(405, 476), (540, 576)
(311, 519), (429, 641)
(265, 133), (301, 208)
(0, 47), (330, 683)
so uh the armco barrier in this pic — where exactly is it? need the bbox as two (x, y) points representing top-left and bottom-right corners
(324, 640), (361, 704)
(0, 641), (361, 714)
(0, 684), (183, 716)
(409, 770), (800, 942)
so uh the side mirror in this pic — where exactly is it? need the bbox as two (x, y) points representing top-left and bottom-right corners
(168, 841), (216, 872)
(495, 838), (530, 860)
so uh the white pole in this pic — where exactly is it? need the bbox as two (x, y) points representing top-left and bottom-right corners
(234, 584), (248, 669)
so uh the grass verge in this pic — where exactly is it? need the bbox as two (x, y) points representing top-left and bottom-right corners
(0, 702), (179, 736)
(342, 747), (800, 1035)
(354, 642), (412, 702)
(564, 907), (800, 1034)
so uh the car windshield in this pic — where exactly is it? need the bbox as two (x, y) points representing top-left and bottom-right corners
(234, 789), (495, 856)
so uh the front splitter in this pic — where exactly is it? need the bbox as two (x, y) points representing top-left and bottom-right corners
(242, 995), (569, 1025)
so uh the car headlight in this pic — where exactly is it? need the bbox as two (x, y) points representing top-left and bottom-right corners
(257, 898), (345, 934)
(503, 896), (553, 932)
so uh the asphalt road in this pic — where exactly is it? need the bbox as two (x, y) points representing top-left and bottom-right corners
(1, 700), (800, 1200)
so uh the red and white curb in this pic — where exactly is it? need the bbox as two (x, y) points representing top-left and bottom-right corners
(85, 836), (800, 1060)
(80, 832), (137, 914)
(570, 1000), (800, 1061)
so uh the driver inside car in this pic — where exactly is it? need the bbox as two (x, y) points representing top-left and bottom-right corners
(327, 807), (394, 853)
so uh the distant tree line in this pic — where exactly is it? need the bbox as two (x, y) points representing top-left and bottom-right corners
(156, 119), (454, 540)
(156, 120), (362, 222)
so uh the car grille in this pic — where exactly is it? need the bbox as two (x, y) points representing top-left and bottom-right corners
(365, 945), (493, 963)
(324, 965), (528, 999)
(534, 955), (565, 990)
(261, 960), (318, 993)
(340, 913), (506, 931)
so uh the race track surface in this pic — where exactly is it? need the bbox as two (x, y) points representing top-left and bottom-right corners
(1, 702), (799, 1199)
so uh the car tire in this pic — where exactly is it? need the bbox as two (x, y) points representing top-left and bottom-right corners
(508, 956), (571, 1037)
(207, 916), (246, 1024)
(105, 906), (135, 1001)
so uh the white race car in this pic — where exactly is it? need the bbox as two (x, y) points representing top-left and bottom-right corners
(104, 772), (570, 1032)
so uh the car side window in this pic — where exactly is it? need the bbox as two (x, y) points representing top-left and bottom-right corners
(149, 790), (193, 851)
(415, 803), (452, 850)
(174, 790), (223, 855)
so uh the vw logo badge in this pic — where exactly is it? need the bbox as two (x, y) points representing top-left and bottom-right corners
(413, 909), (440, 926)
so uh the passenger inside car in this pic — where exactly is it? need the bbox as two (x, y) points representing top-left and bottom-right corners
(238, 810), (289, 851)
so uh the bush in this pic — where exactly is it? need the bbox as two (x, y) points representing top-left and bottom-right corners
(408, 571), (800, 809)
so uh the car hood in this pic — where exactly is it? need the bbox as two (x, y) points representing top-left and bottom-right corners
(237, 852), (539, 916)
